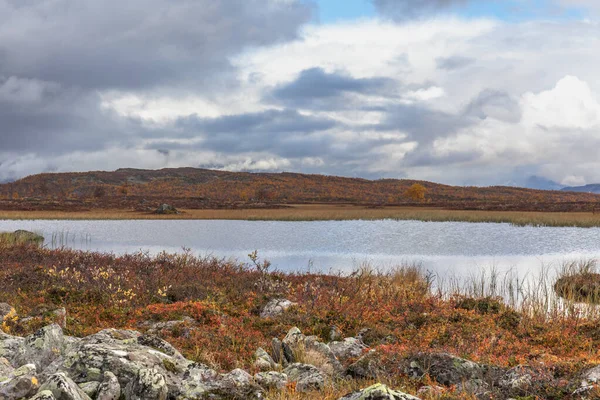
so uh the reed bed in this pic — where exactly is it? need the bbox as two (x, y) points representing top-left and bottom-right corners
(2, 205), (600, 227)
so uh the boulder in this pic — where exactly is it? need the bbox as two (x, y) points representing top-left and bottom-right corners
(0, 330), (25, 364)
(96, 371), (121, 400)
(283, 363), (325, 393)
(329, 338), (367, 364)
(38, 372), (92, 400)
(0, 363), (39, 399)
(12, 230), (45, 245)
(406, 353), (485, 386)
(154, 204), (179, 215)
(78, 381), (100, 398)
(253, 347), (276, 372)
(254, 371), (288, 390)
(260, 299), (296, 318)
(178, 364), (264, 399)
(281, 327), (342, 375)
(124, 368), (168, 400)
(338, 383), (421, 400)
(347, 350), (385, 379)
(28, 390), (57, 400)
(41, 328), (192, 395)
(15, 324), (66, 372)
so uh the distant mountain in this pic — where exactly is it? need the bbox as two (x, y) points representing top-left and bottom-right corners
(562, 184), (600, 194)
(523, 175), (565, 191)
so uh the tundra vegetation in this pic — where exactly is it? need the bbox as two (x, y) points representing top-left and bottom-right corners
(3, 236), (600, 398)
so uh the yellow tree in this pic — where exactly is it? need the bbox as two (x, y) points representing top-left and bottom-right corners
(405, 183), (427, 202)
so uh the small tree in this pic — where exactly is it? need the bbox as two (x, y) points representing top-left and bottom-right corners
(405, 183), (427, 202)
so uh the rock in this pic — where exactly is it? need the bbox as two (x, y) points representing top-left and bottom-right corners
(124, 368), (168, 400)
(16, 324), (65, 371)
(78, 381), (100, 398)
(154, 204), (179, 215)
(0, 303), (16, 322)
(416, 385), (444, 397)
(406, 353), (485, 386)
(329, 338), (367, 364)
(38, 372), (92, 400)
(347, 350), (384, 379)
(329, 326), (343, 342)
(498, 366), (534, 390)
(0, 330), (25, 364)
(254, 371), (288, 390)
(253, 347), (276, 372)
(41, 328), (191, 394)
(96, 371), (121, 400)
(0, 356), (14, 378)
(0, 364), (39, 399)
(137, 334), (186, 360)
(260, 299), (296, 318)
(283, 363), (325, 393)
(270, 338), (284, 365)
(13, 230), (45, 245)
(339, 383), (421, 400)
(280, 327), (342, 375)
(178, 364), (264, 399)
(29, 390), (57, 400)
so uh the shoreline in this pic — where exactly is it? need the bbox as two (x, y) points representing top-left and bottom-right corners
(1, 204), (600, 227)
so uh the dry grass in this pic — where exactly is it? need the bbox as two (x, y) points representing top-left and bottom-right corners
(2, 204), (600, 227)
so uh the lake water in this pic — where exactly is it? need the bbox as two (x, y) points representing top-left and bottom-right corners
(1, 219), (599, 285)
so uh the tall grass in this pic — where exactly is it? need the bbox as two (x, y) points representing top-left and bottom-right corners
(2, 206), (600, 227)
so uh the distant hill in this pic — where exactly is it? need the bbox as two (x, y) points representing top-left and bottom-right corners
(562, 184), (600, 194)
(0, 167), (599, 211)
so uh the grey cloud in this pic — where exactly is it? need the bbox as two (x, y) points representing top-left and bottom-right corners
(465, 89), (522, 123)
(436, 56), (475, 71)
(268, 68), (397, 109)
(373, 0), (472, 19)
(0, 0), (311, 91)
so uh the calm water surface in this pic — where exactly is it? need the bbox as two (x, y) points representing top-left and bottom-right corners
(1, 219), (599, 280)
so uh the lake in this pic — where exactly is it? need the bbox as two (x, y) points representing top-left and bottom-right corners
(1, 219), (599, 284)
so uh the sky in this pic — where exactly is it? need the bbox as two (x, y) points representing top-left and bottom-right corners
(1, 0), (600, 187)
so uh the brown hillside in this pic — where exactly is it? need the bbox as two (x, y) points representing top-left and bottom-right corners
(0, 168), (598, 212)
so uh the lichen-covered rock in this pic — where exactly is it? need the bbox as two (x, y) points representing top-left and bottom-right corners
(347, 350), (384, 379)
(38, 372), (92, 400)
(96, 371), (120, 400)
(178, 364), (263, 399)
(78, 381), (100, 398)
(0, 330), (25, 364)
(0, 363), (39, 399)
(253, 347), (276, 372)
(329, 338), (367, 364)
(406, 353), (485, 386)
(124, 368), (168, 400)
(254, 371), (288, 390)
(41, 328), (191, 394)
(283, 363), (325, 393)
(15, 324), (65, 371)
(260, 298), (296, 318)
(280, 327), (342, 375)
(338, 383), (421, 400)
(28, 390), (57, 400)
(0, 356), (14, 379)
(137, 334), (186, 360)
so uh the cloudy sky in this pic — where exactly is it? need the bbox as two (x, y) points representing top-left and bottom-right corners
(1, 0), (600, 186)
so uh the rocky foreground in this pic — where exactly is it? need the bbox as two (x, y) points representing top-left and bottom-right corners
(3, 302), (600, 400)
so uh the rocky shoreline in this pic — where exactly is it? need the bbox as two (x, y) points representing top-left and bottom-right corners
(2, 301), (600, 400)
